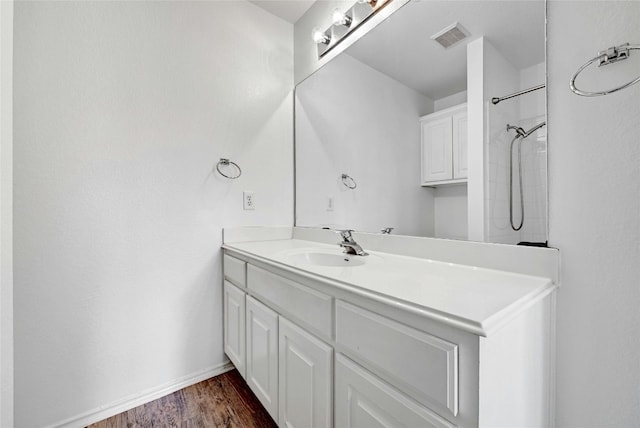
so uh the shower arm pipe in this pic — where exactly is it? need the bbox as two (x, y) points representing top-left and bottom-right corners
(491, 84), (546, 105)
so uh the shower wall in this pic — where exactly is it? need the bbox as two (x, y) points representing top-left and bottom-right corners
(486, 62), (547, 245)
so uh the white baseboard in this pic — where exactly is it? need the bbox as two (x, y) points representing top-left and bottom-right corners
(47, 361), (235, 428)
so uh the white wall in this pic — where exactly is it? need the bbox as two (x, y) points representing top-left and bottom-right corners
(295, 53), (435, 236)
(434, 91), (467, 112)
(13, 2), (293, 427)
(433, 185), (468, 240)
(0, 1), (14, 426)
(466, 38), (486, 241)
(548, 1), (640, 426)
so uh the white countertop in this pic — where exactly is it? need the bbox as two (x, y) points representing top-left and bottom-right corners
(222, 238), (557, 336)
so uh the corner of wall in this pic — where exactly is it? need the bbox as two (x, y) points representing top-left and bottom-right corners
(466, 37), (485, 242)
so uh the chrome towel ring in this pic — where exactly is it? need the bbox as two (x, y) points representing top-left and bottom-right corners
(341, 173), (357, 189)
(216, 158), (242, 179)
(570, 43), (640, 97)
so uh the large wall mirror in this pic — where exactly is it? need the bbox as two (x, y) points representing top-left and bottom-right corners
(295, 0), (547, 245)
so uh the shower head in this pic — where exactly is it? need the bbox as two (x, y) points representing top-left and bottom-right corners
(506, 124), (526, 137)
(507, 122), (546, 138)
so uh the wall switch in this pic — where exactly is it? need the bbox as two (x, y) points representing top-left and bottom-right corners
(326, 196), (334, 211)
(243, 191), (255, 210)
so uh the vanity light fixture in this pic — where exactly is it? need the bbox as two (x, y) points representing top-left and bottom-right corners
(312, 0), (392, 58)
(312, 28), (331, 45)
(332, 9), (353, 27)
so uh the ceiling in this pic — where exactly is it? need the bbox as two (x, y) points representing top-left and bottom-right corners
(342, 0), (545, 100)
(249, 0), (316, 23)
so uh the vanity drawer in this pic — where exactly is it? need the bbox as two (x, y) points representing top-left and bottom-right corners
(224, 254), (246, 288)
(336, 300), (459, 416)
(247, 264), (332, 339)
(335, 354), (456, 428)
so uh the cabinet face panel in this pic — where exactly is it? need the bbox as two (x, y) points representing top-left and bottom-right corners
(278, 317), (333, 428)
(223, 281), (246, 378)
(246, 296), (279, 421)
(452, 112), (468, 179)
(336, 300), (458, 416)
(224, 254), (246, 288)
(335, 354), (456, 428)
(422, 116), (453, 183)
(248, 264), (333, 339)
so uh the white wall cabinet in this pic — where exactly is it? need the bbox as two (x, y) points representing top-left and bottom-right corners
(246, 296), (279, 420)
(421, 103), (468, 185)
(223, 251), (553, 428)
(278, 317), (333, 428)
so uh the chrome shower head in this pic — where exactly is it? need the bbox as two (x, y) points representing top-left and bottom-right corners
(507, 122), (546, 138)
(507, 124), (526, 137)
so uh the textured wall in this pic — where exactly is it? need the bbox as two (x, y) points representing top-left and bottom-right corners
(295, 53), (435, 236)
(13, 2), (293, 426)
(548, 1), (640, 426)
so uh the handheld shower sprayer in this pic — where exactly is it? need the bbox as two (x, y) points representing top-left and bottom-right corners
(506, 121), (547, 231)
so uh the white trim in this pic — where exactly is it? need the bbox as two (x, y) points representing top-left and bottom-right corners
(548, 290), (557, 428)
(46, 361), (235, 428)
(0, 1), (14, 426)
(421, 178), (467, 188)
(419, 102), (466, 122)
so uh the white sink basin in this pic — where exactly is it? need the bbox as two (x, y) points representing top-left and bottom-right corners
(289, 252), (367, 267)
(274, 247), (381, 268)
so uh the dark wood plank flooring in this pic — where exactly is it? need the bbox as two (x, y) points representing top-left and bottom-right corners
(88, 369), (277, 428)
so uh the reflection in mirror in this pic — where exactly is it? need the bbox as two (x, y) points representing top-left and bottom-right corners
(295, 0), (546, 245)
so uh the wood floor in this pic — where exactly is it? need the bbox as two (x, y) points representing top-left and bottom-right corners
(88, 370), (277, 428)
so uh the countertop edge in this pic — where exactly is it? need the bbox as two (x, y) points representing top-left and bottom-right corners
(222, 244), (555, 337)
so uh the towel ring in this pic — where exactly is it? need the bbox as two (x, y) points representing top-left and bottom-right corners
(216, 158), (242, 179)
(570, 43), (640, 97)
(341, 173), (357, 189)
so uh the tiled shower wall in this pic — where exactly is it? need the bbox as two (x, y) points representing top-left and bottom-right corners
(487, 62), (547, 244)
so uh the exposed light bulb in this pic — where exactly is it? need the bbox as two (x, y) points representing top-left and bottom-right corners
(311, 28), (330, 45)
(331, 9), (353, 27)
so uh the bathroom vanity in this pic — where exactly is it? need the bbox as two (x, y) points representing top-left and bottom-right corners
(222, 227), (558, 428)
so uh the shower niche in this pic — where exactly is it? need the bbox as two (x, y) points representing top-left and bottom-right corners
(295, 0), (547, 246)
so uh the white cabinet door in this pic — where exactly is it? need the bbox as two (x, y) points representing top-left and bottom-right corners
(246, 296), (279, 421)
(422, 116), (453, 183)
(452, 111), (468, 179)
(335, 354), (456, 428)
(223, 281), (246, 378)
(279, 317), (333, 428)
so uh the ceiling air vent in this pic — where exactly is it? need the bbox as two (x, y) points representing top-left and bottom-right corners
(431, 22), (470, 49)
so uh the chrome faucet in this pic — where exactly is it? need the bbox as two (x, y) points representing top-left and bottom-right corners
(336, 229), (369, 256)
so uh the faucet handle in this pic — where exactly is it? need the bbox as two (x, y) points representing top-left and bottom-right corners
(334, 229), (355, 241)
